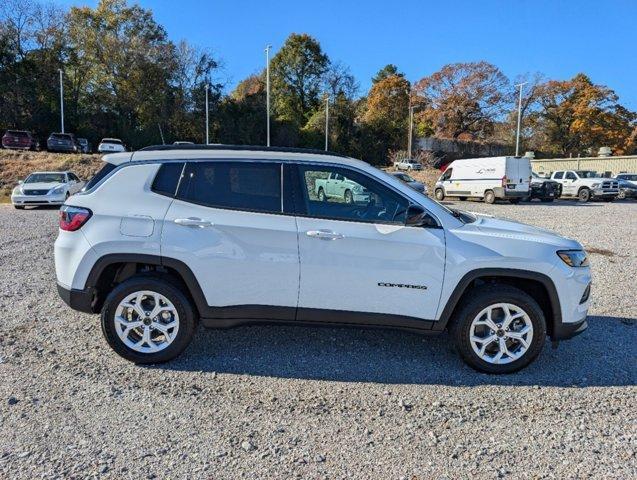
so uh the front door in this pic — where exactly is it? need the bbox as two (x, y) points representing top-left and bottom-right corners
(293, 164), (445, 323)
(161, 160), (300, 319)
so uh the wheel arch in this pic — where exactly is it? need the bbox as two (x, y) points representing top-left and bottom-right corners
(435, 268), (561, 338)
(84, 254), (208, 317)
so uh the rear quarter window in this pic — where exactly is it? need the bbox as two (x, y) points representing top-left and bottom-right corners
(151, 162), (185, 197)
(83, 162), (118, 191)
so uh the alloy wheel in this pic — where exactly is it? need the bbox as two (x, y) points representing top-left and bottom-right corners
(114, 290), (180, 353)
(469, 303), (533, 364)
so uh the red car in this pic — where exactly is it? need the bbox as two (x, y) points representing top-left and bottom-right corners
(2, 130), (39, 150)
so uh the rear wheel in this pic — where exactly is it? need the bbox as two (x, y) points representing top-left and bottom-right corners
(101, 276), (197, 364)
(317, 187), (326, 202)
(484, 190), (496, 204)
(450, 285), (546, 374)
(434, 188), (445, 201)
(578, 188), (591, 202)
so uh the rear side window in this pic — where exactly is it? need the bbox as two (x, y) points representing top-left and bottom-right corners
(151, 162), (185, 197)
(178, 161), (282, 213)
(83, 162), (117, 191)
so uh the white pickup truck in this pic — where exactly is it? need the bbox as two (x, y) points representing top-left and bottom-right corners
(393, 159), (423, 171)
(314, 172), (371, 204)
(549, 170), (619, 202)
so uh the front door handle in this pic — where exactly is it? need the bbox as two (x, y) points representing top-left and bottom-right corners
(174, 217), (213, 228)
(306, 229), (345, 240)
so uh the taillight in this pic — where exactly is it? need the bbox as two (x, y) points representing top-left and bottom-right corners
(501, 175), (507, 187)
(59, 205), (92, 231)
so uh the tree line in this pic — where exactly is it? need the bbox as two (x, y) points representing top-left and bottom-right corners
(1, 0), (635, 164)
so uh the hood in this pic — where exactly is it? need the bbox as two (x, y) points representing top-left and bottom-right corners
(459, 213), (581, 249)
(21, 182), (65, 191)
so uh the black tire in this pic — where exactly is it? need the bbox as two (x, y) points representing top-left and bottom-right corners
(344, 189), (354, 204)
(450, 285), (546, 374)
(484, 190), (496, 204)
(509, 198), (521, 204)
(540, 198), (554, 203)
(434, 188), (445, 201)
(617, 190), (626, 200)
(578, 188), (591, 202)
(317, 187), (326, 202)
(101, 276), (197, 364)
(14, 205), (25, 209)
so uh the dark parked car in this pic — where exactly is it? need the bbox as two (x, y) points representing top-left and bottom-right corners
(527, 172), (562, 202)
(47, 133), (80, 153)
(77, 138), (92, 153)
(615, 174), (637, 200)
(2, 130), (39, 150)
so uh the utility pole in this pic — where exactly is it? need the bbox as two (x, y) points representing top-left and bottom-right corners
(205, 83), (209, 145)
(325, 94), (329, 151)
(265, 45), (272, 147)
(515, 82), (527, 156)
(59, 69), (64, 133)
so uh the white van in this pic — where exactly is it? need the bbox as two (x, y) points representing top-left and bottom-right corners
(434, 156), (532, 204)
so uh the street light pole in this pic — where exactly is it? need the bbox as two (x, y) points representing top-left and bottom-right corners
(265, 45), (272, 147)
(205, 83), (209, 145)
(325, 94), (329, 151)
(515, 82), (527, 156)
(59, 69), (64, 133)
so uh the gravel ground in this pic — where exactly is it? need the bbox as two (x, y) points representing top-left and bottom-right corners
(0, 200), (636, 479)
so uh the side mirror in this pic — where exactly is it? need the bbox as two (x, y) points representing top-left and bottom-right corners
(405, 205), (438, 228)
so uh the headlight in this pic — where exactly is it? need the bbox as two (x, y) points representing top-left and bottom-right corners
(12, 186), (21, 195)
(557, 250), (589, 267)
(352, 185), (364, 193)
(50, 185), (66, 195)
(591, 183), (600, 188)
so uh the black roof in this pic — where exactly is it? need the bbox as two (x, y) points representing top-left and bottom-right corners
(138, 143), (349, 158)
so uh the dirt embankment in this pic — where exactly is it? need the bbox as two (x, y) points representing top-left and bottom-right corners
(0, 150), (104, 201)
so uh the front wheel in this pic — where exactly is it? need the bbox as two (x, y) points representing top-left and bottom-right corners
(317, 188), (326, 202)
(617, 190), (626, 200)
(101, 276), (197, 364)
(578, 188), (591, 202)
(434, 188), (445, 201)
(450, 285), (546, 374)
(344, 189), (354, 204)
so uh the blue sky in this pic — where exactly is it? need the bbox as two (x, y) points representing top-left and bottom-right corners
(60, 0), (637, 109)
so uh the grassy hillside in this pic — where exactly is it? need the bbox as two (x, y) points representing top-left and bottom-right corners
(0, 150), (104, 202)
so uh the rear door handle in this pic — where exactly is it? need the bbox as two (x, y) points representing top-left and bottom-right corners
(174, 217), (213, 228)
(306, 229), (345, 240)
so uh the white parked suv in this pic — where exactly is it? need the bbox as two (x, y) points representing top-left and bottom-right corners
(97, 138), (126, 153)
(55, 145), (591, 373)
(11, 171), (84, 209)
(393, 159), (423, 171)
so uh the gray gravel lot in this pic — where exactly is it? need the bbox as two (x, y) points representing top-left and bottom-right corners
(0, 200), (636, 479)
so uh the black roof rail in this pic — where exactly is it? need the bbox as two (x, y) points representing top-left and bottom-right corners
(137, 143), (350, 158)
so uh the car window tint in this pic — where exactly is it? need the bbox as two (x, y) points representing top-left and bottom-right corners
(83, 162), (117, 191)
(297, 165), (408, 224)
(179, 161), (282, 213)
(565, 172), (577, 180)
(151, 162), (184, 197)
(553, 171), (564, 179)
(441, 168), (452, 181)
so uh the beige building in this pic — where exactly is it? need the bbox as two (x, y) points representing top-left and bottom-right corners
(531, 154), (637, 177)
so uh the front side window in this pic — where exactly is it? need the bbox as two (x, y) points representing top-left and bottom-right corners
(178, 161), (282, 214)
(440, 168), (452, 181)
(296, 165), (409, 224)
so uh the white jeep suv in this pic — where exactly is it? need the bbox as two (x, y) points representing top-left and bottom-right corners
(55, 145), (591, 373)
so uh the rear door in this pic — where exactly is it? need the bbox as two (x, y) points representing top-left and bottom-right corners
(293, 163), (445, 323)
(161, 160), (300, 318)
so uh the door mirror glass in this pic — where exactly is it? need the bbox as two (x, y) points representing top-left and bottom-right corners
(405, 205), (438, 228)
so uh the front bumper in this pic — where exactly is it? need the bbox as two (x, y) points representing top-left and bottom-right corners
(12, 193), (66, 206)
(592, 189), (618, 198)
(57, 283), (96, 314)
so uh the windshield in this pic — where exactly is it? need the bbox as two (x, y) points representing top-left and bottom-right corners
(618, 174), (637, 181)
(25, 173), (65, 184)
(575, 170), (599, 178)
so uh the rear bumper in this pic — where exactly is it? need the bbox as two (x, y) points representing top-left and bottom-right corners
(493, 187), (528, 198)
(553, 317), (588, 340)
(57, 282), (95, 314)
